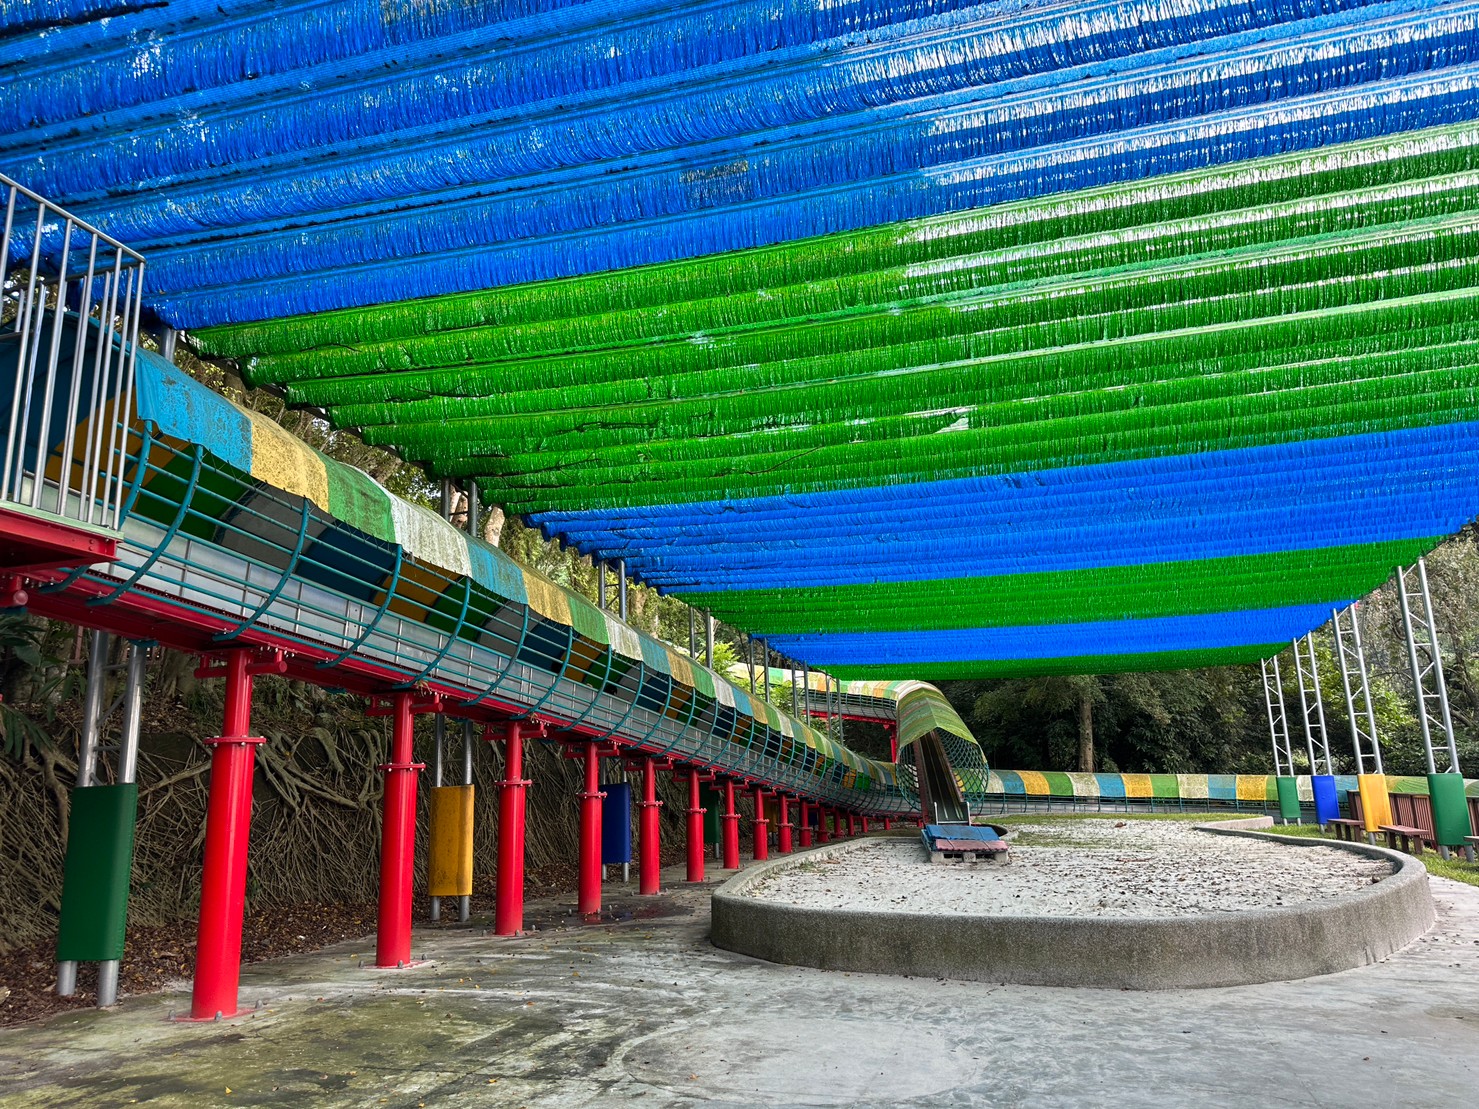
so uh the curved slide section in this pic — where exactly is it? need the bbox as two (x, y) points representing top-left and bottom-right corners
(6, 333), (905, 814)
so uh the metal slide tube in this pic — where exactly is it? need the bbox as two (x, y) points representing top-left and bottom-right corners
(190, 651), (263, 1019)
(494, 720), (528, 935)
(375, 693), (421, 968)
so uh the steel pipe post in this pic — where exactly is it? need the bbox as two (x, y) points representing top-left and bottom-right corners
(799, 801), (814, 847)
(638, 756), (662, 895)
(376, 692), (423, 968)
(578, 741), (604, 915)
(460, 721), (473, 921)
(818, 806), (832, 843)
(190, 650), (267, 1020)
(752, 786), (769, 861)
(494, 720), (529, 935)
(685, 767), (706, 882)
(777, 795), (793, 854)
(847, 812), (858, 837)
(721, 779), (741, 869)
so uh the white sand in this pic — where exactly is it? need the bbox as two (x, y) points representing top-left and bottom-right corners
(745, 820), (1392, 918)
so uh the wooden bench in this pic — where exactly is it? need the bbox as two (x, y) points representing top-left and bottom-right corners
(1379, 824), (1427, 856)
(929, 839), (1011, 865)
(1328, 818), (1366, 843)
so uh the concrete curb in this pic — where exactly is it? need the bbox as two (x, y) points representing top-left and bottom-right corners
(710, 822), (1435, 989)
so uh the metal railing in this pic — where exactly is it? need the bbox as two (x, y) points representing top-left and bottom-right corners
(2, 171), (145, 530)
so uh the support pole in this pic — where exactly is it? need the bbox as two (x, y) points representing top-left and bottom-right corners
(818, 806), (832, 843)
(1399, 559), (1472, 860)
(638, 756), (661, 895)
(689, 607), (696, 659)
(618, 560), (628, 622)
(460, 721), (474, 921)
(190, 650), (267, 1019)
(96, 641), (145, 1008)
(752, 785), (769, 861)
(493, 720), (528, 935)
(1332, 605), (1390, 838)
(598, 561), (607, 611)
(578, 741), (604, 915)
(57, 630), (108, 998)
(686, 767), (706, 882)
(376, 692), (422, 968)
(721, 779), (741, 869)
(847, 812), (858, 837)
(799, 801), (814, 848)
(431, 713), (445, 922)
(777, 795), (793, 854)
(833, 809), (844, 839)
(705, 610), (714, 667)
(1294, 634), (1338, 825)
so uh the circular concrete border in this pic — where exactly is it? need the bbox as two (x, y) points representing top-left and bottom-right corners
(710, 818), (1435, 989)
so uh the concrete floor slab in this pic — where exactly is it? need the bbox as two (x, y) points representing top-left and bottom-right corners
(1, 857), (1477, 1107)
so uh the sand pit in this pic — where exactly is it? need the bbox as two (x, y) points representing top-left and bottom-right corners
(711, 819), (1436, 987)
(745, 819), (1392, 918)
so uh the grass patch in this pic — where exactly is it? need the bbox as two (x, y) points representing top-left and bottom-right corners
(1266, 821), (1479, 889)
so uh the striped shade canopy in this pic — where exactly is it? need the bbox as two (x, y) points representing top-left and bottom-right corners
(7, 0), (1479, 676)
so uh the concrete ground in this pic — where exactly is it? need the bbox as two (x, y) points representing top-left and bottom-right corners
(2, 852), (1478, 1108)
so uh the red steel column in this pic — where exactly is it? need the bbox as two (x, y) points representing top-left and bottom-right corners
(777, 795), (793, 854)
(638, 756), (661, 895)
(861, 816), (870, 835)
(798, 801), (814, 848)
(818, 806), (832, 843)
(752, 786), (769, 861)
(883, 817), (893, 831)
(847, 812), (858, 837)
(376, 692), (424, 968)
(721, 779), (741, 869)
(190, 650), (263, 1020)
(578, 741), (604, 915)
(494, 720), (529, 935)
(685, 767), (706, 883)
(833, 809), (844, 839)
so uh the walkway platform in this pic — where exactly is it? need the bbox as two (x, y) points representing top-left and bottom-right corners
(2, 862), (1477, 1106)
